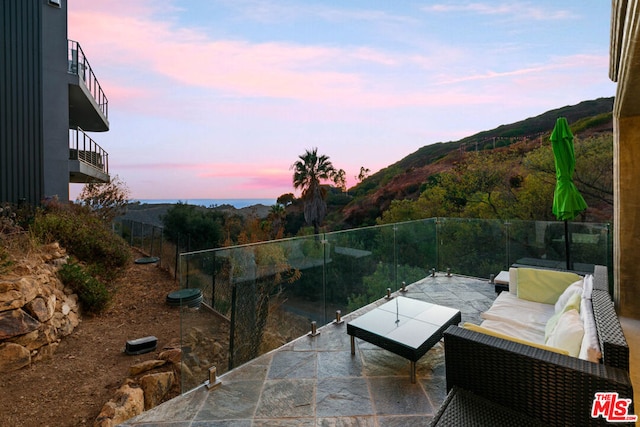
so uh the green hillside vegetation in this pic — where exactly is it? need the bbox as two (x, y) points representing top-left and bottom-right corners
(337, 97), (613, 227)
(376, 133), (612, 224)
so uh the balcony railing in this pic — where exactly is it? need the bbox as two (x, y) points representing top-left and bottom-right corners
(68, 40), (108, 121)
(174, 218), (610, 393)
(69, 127), (109, 174)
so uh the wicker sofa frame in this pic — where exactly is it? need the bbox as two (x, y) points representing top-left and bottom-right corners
(431, 265), (634, 426)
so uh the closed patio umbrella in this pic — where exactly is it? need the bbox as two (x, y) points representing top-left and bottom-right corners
(550, 117), (587, 270)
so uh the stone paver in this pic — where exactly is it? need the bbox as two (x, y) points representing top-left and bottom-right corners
(121, 274), (496, 426)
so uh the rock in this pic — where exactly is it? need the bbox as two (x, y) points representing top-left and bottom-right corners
(7, 329), (39, 348)
(52, 256), (68, 267)
(41, 243), (65, 261)
(212, 341), (223, 357)
(25, 296), (55, 322)
(0, 309), (40, 340)
(67, 311), (80, 329)
(0, 288), (24, 312)
(16, 277), (39, 305)
(140, 371), (175, 410)
(15, 324), (58, 351)
(32, 341), (59, 362)
(0, 342), (30, 372)
(0, 279), (17, 293)
(0, 277), (39, 311)
(158, 348), (181, 365)
(95, 381), (144, 427)
(51, 312), (73, 337)
(179, 361), (194, 385)
(129, 359), (166, 376)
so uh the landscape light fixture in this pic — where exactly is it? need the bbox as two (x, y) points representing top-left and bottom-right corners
(205, 366), (221, 390)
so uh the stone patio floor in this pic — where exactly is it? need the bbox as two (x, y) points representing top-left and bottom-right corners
(121, 273), (497, 426)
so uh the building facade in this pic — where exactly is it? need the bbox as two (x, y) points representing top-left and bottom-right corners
(0, 0), (109, 206)
(610, 0), (640, 319)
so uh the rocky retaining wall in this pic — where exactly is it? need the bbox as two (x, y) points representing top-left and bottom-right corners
(0, 243), (79, 372)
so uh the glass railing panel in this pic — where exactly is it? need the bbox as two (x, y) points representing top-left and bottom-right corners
(394, 219), (438, 282)
(323, 219), (438, 317)
(325, 225), (392, 317)
(178, 235), (332, 391)
(179, 250), (220, 392)
(436, 218), (507, 279)
(507, 220), (610, 273)
(228, 237), (321, 367)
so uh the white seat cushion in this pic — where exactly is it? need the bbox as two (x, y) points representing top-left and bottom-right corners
(480, 319), (545, 344)
(480, 291), (555, 335)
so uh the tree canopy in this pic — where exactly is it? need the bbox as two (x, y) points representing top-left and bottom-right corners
(378, 134), (612, 224)
(291, 147), (337, 234)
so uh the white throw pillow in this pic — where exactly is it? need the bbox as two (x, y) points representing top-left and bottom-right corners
(554, 279), (584, 314)
(546, 309), (584, 357)
(582, 274), (594, 300)
(579, 297), (602, 362)
(547, 292), (581, 341)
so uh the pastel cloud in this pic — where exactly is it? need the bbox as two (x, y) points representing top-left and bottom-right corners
(68, 0), (559, 113)
(422, 3), (574, 21)
(437, 54), (608, 85)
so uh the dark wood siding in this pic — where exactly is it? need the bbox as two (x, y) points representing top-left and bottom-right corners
(1, 0), (43, 205)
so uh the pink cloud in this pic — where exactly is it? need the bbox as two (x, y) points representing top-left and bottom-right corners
(68, 1), (492, 112)
(116, 162), (291, 183)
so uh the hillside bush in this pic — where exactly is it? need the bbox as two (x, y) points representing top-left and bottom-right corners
(58, 262), (110, 313)
(162, 202), (224, 251)
(30, 201), (131, 273)
(75, 175), (130, 223)
(0, 247), (11, 274)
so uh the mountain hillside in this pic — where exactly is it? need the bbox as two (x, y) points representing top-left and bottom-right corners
(340, 97), (614, 227)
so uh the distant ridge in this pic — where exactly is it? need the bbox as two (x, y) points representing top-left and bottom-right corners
(378, 97), (614, 175)
(133, 199), (275, 208)
(342, 97), (614, 226)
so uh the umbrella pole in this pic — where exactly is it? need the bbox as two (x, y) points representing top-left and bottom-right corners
(564, 220), (570, 270)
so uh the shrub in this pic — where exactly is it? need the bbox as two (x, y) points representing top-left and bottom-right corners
(31, 202), (131, 272)
(58, 262), (110, 313)
(75, 175), (130, 223)
(0, 246), (12, 274)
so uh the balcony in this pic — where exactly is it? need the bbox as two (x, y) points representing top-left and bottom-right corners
(69, 127), (109, 183)
(117, 217), (640, 425)
(117, 217), (628, 425)
(67, 40), (109, 132)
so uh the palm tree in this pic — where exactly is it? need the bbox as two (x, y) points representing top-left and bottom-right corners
(291, 147), (336, 234)
(267, 204), (286, 239)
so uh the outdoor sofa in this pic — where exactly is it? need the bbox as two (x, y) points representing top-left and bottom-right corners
(430, 265), (634, 426)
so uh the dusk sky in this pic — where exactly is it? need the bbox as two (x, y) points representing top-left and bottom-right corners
(67, 1), (614, 201)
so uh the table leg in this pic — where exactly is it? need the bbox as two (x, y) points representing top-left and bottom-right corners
(410, 361), (416, 384)
(350, 335), (355, 355)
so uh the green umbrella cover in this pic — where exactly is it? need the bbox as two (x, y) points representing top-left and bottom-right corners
(551, 117), (587, 221)
(550, 117), (587, 270)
